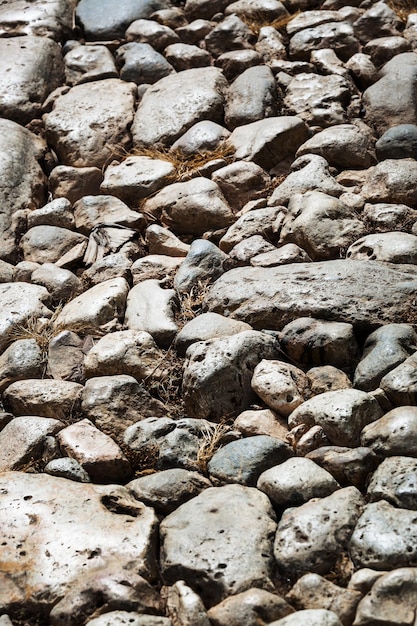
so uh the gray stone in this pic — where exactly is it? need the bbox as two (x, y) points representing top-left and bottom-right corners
(204, 15), (255, 57)
(251, 360), (309, 417)
(296, 123), (376, 169)
(257, 457), (340, 507)
(288, 389), (383, 447)
(286, 10), (344, 35)
(274, 487), (364, 575)
(234, 408), (289, 441)
(353, 1), (402, 43)
(164, 43), (211, 71)
(28, 198), (75, 231)
(31, 264), (82, 302)
(354, 324), (417, 391)
(345, 53), (379, 90)
(289, 22), (359, 62)
(115, 42), (174, 85)
(229, 116), (308, 170)
(145, 225), (189, 257)
(171, 121), (230, 156)
(361, 406), (417, 456)
(350, 500), (417, 569)
(205, 260), (417, 331)
(284, 74), (351, 128)
(212, 161), (271, 213)
(174, 240), (227, 293)
(367, 456), (417, 510)
(361, 159), (417, 206)
(347, 232), (417, 264)
(86, 614), (172, 626)
(64, 44), (118, 86)
(131, 255), (183, 284)
(280, 317), (359, 371)
(0, 339), (44, 393)
(207, 435), (293, 486)
(76, 0), (170, 39)
(376, 124), (417, 160)
(268, 610), (343, 626)
(225, 66), (280, 130)
(306, 446), (379, 490)
(164, 580), (210, 626)
(160, 484), (277, 606)
(0, 0), (75, 40)
(3, 379), (83, 420)
(45, 79), (136, 168)
(250, 244), (312, 267)
(214, 49), (262, 81)
(0, 416), (63, 472)
(255, 26), (287, 65)
(128, 468), (212, 514)
(365, 36), (410, 68)
(219, 206), (282, 254)
(124, 280), (178, 347)
(307, 363), (351, 394)
(0, 119), (46, 262)
(142, 178), (234, 236)
(225, 0), (288, 20)
(49, 165), (103, 204)
(132, 68), (227, 147)
(228, 235), (276, 266)
(73, 195), (144, 235)
(21, 225), (87, 264)
(175, 313), (252, 356)
(126, 19), (180, 49)
(380, 352), (417, 405)
(363, 202), (417, 233)
(0, 473), (158, 615)
(82, 253), (133, 288)
(184, 0), (229, 20)
(44, 457), (91, 483)
(207, 588), (293, 626)
(47, 330), (91, 383)
(0, 36), (64, 123)
(182, 330), (279, 420)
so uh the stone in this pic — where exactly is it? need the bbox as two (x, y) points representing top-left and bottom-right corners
(251, 244), (312, 267)
(234, 409), (289, 441)
(0, 282), (51, 354)
(21, 225), (87, 264)
(354, 324), (417, 391)
(132, 68), (227, 147)
(0, 36), (64, 124)
(347, 569), (385, 595)
(279, 191), (366, 261)
(160, 484), (277, 606)
(73, 195), (145, 234)
(251, 360), (309, 417)
(164, 43), (211, 71)
(284, 74), (351, 128)
(204, 15), (255, 57)
(49, 165), (103, 204)
(82, 253), (133, 288)
(0, 416), (63, 472)
(175, 313), (252, 356)
(207, 588), (293, 626)
(268, 156), (345, 206)
(76, 0), (170, 39)
(367, 456), (417, 510)
(286, 574), (361, 626)
(45, 79), (136, 168)
(307, 366), (352, 395)
(380, 352), (417, 405)
(268, 611), (343, 626)
(310, 47), (351, 78)
(255, 26), (287, 65)
(288, 389), (383, 447)
(225, 0), (288, 20)
(345, 53), (379, 90)
(363, 202), (417, 233)
(353, 1), (403, 43)
(361, 407), (417, 456)
(145, 225), (189, 257)
(348, 232), (417, 265)
(0, 0), (75, 40)
(115, 42), (174, 85)
(228, 235), (276, 266)
(219, 206), (282, 254)
(81, 375), (165, 433)
(274, 487), (364, 575)
(0, 339), (44, 393)
(215, 50), (262, 81)
(258, 457), (340, 507)
(229, 116), (308, 170)
(289, 23), (359, 62)
(280, 317), (359, 371)
(131, 255), (183, 284)
(353, 568), (417, 626)
(365, 36), (410, 68)
(363, 53), (417, 134)
(184, 0), (229, 20)
(54, 277), (130, 332)
(86, 614), (172, 626)
(225, 66), (280, 130)
(0, 473), (158, 616)
(28, 198), (75, 231)
(207, 435), (293, 486)
(3, 379), (83, 420)
(164, 581), (210, 626)
(126, 19), (180, 49)
(44, 457), (91, 483)
(124, 280), (178, 347)
(376, 124), (417, 160)
(128, 468), (211, 515)
(182, 330), (279, 420)
(31, 264), (82, 302)
(286, 10), (344, 35)
(171, 120), (230, 156)
(57, 418), (131, 483)
(174, 240), (227, 293)
(296, 123), (376, 170)
(84, 330), (163, 380)
(205, 260), (417, 331)
(0, 119), (46, 262)
(142, 178), (234, 236)
(64, 43), (118, 86)
(212, 162), (271, 213)
(350, 500), (417, 569)
(361, 159), (417, 206)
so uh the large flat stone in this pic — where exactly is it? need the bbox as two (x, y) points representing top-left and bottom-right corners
(205, 260), (417, 331)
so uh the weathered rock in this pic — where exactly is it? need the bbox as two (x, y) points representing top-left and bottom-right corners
(132, 68), (227, 147)
(219, 206), (282, 254)
(85, 614), (172, 626)
(31, 264), (82, 302)
(44, 457), (91, 483)
(45, 79), (136, 168)
(49, 164), (103, 204)
(207, 588), (293, 626)
(145, 225), (189, 257)
(353, 1), (403, 43)
(228, 235), (276, 266)
(131, 255), (183, 284)
(207, 435), (293, 486)
(0, 0), (75, 40)
(0, 36), (64, 123)
(171, 120), (230, 155)
(212, 161), (271, 212)
(174, 240), (227, 293)
(64, 43), (118, 86)
(308, 364), (352, 395)
(82, 253), (133, 288)
(251, 244), (312, 267)
(21, 225), (87, 264)
(160, 484), (277, 606)
(361, 159), (417, 206)
(376, 123), (417, 160)
(184, 0), (229, 20)
(116, 42), (174, 85)
(234, 408), (289, 441)
(350, 500), (417, 569)
(182, 330), (279, 420)
(361, 406), (417, 456)
(363, 203), (417, 234)
(345, 53), (379, 90)
(3, 379), (83, 420)
(289, 22), (359, 62)
(204, 14), (255, 57)
(205, 260), (417, 331)
(0, 416), (63, 472)
(255, 26), (287, 65)
(0, 472), (158, 615)
(367, 456), (417, 510)
(28, 198), (75, 231)
(126, 18), (180, 49)
(128, 469), (212, 515)
(348, 232), (417, 265)
(225, 65), (280, 130)
(268, 610), (343, 626)
(164, 580), (210, 626)
(175, 313), (252, 356)
(306, 446), (379, 490)
(0, 339), (44, 393)
(274, 487), (364, 575)
(165, 43), (211, 71)
(47, 330), (91, 382)
(380, 352), (417, 405)
(215, 49), (262, 81)
(251, 360), (309, 417)
(73, 196), (145, 235)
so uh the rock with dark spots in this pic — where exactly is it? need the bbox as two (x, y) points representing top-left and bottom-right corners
(49, 165), (103, 204)
(128, 468), (212, 515)
(350, 501), (417, 569)
(115, 42), (175, 85)
(376, 124), (417, 160)
(367, 456), (417, 510)
(0, 416), (63, 472)
(289, 22), (360, 63)
(354, 324), (417, 391)
(361, 406), (417, 456)
(225, 66), (280, 130)
(347, 232), (417, 265)
(182, 330), (280, 420)
(274, 487), (364, 576)
(379, 352), (417, 405)
(174, 239), (227, 293)
(207, 435), (293, 486)
(207, 588), (293, 626)
(306, 446), (379, 490)
(3, 379), (83, 420)
(361, 159), (417, 206)
(86, 614), (172, 626)
(64, 43), (118, 86)
(353, 1), (403, 43)
(219, 206), (282, 254)
(268, 610), (343, 626)
(44, 457), (91, 483)
(0, 339), (44, 393)
(160, 484), (277, 606)
(251, 360), (309, 417)
(164, 581), (210, 626)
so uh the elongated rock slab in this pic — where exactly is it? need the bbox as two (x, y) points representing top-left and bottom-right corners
(205, 260), (417, 331)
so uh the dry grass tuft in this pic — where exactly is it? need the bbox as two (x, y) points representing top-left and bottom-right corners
(176, 280), (211, 327)
(142, 346), (185, 420)
(7, 304), (65, 354)
(387, 0), (417, 20)
(120, 442), (160, 477)
(196, 422), (231, 474)
(240, 10), (300, 35)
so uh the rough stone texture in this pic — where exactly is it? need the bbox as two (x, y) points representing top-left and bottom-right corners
(225, 65), (280, 130)
(3, 379), (83, 420)
(234, 408), (289, 441)
(0, 0), (75, 40)
(174, 239), (227, 293)
(251, 360), (309, 417)
(306, 446), (379, 490)
(361, 406), (417, 456)
(268, 610), (343, 626)
(74, 195), (145, 234)
(205, 260), (417, 331)
(164, 581), (210, 626)
(20, 225), (87, 264)
(367, 456), (417, 510)
(160, 484), (277, 606)
(289, 22), (360, 63)
(347, 232), (417, 265)
(361, 159), (417, 206)
(207, 588), (294, 626)
(175, 313), (252, 356)
(379, 352), (417, 406)
(0, 416), (63, 472)
(0, 339), (44, 393)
